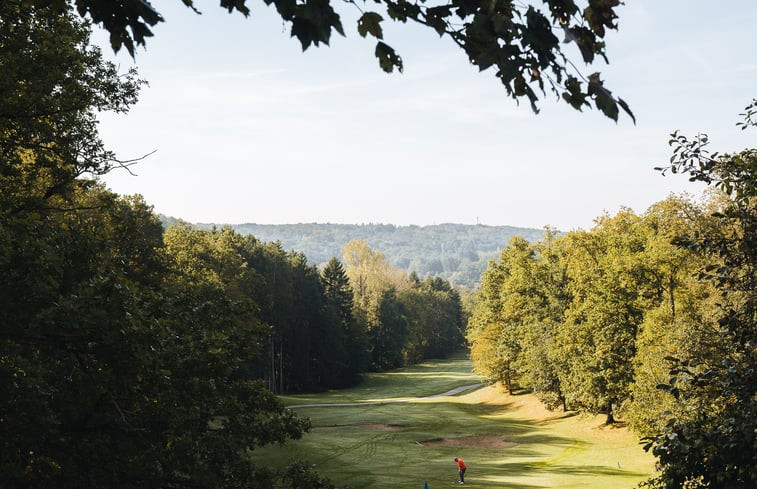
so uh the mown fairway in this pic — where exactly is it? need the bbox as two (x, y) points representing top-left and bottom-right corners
(257, 355), (655, 489)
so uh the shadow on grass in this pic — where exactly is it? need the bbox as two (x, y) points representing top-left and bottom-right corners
(492, 461), (650, 478)
(263, 357), (653, 489)
(468, 477), (543, 489)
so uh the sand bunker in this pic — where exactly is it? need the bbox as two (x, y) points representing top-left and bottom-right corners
(420, 435), (516, 449)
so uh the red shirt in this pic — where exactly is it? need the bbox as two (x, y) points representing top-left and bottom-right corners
(457, 459), (467, 470)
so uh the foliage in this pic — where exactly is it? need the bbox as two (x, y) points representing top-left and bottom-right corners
(557, 210), (654, 423)
(0, 0), (143, 215)
(400, 276), (465, 363)
(341, 239), (403, 310)
(641, 103), (757, 488)
(467, 242), (511, 384)
(338, 241), (465, 371)
(515, 229), (571, 409)
(466, 198), (720, 425)
(467, 236), (532, 393)
(368, 287), (409, 370)
(624, 196), (715, 436)
(321, 257), (368, 386)
(467, 232), (570, 406)
(214, 222), (547, 289)
(0, 5), (328, 488)
(37, 0), (634, 121)
(464, 99), (756, 485)
(0, 184), (313, 489)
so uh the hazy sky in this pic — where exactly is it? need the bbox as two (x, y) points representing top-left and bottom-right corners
(95, 1), (756, 231)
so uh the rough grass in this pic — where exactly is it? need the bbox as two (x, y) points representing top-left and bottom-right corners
(254, 355), (655, 489)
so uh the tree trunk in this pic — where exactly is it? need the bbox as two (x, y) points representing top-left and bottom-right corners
(269, 334), (276, 393)
(555, 383), (567, 411)
(504, 367), (512, 395)
(605, 399), (615, 425)
(279, 337), (284, 394)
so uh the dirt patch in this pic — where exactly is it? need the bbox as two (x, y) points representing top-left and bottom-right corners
(420, 435), (516, 449)
(359, 424), (405, 431)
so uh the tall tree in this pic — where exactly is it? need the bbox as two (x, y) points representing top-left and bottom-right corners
(0, 0), (143, 216)
(369, 287), (409, 370)
(626, 195), (714, 437)
(556, 210), (651, 423)
(468, 236), (542, 393)
(401, 276), (464, 363)
(641, 102), (757, 488)
(286, 251), (343, 391)
(342, 239), (400, 309)
(321, 257), (367, 386)
(514, 229), (571, 410)
(467, 246), (511, 386)
(0, 5), (322, 487)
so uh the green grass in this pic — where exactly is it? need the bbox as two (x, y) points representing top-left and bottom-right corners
(279, 355), (483, 406)
(255, 355), (656, 489)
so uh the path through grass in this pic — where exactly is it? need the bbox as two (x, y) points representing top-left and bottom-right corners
(255, 355), (655, 489)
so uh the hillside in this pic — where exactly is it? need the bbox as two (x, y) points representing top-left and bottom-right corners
(161, 219), (546, 288)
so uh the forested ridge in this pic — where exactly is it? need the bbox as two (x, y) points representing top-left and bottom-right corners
(159, 220), (546, 289)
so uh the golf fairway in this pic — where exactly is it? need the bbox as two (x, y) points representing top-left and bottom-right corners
(255, 355), (656, 489)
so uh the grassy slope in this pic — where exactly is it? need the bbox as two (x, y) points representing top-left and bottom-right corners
(256, 356), (655, 489)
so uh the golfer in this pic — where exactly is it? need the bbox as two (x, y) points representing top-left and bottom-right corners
(454, 457), (467, 484)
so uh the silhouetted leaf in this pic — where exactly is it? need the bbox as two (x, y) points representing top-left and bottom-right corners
(357, 11), (383, 39)
(375, 41), (403, 73)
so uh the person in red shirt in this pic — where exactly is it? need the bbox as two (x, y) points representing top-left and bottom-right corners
(454, 457), (467, 484)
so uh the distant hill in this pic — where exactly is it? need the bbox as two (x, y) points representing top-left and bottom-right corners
(160, 219), (546, 289)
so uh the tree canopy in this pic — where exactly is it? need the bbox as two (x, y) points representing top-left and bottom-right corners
(35, 0), (634, 121)
(466, 100), (756, 488)
(639, 101), (757, 489)
(0, 5), (320, 487)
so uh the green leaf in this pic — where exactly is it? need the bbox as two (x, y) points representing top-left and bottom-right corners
(375, 41), (403, 73)
(291, 0), (344, 50)
(561, 75), (588, 111)
(617, 97), (635, 124)
(357, 11), (383, 39)
(587, 73), (618, 121)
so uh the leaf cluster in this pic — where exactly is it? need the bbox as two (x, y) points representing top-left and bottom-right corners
(34, 0), (634, 120)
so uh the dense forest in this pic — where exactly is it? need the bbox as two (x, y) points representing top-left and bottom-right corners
(2, 2), (755, 489)
(0, 5), (463, 488)
(158, 220), (546, 289)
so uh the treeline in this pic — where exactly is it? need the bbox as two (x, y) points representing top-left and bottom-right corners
(467, 122), (756, 488)
(174, 221), (547, 289)
(1, 182), (465, 488)
(164, 227), (466, 394)
(0, 4), (464, 488)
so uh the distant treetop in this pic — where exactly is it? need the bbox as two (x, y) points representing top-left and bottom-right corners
(164, 220), (549, 289)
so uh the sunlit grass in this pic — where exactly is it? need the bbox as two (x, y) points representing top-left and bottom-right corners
(256, 356), (655, 489)
(278, 353), (483, 405)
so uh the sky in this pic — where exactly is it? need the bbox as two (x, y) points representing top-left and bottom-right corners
(95, 1), (757, 232)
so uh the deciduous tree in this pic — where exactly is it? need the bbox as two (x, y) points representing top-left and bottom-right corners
(641, 102), (757, 488)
